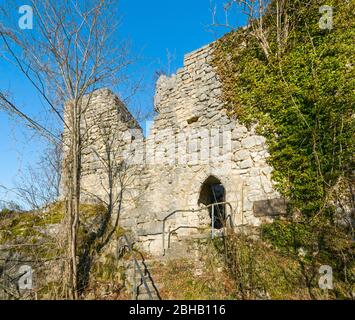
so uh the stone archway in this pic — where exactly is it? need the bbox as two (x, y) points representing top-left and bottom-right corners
(198, 175), (226, 230)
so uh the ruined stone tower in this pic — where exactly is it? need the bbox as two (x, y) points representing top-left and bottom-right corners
(64, 42), (285, 256)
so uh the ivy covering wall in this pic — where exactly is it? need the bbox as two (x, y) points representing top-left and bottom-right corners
(212, 1), (354, 298)
(213, 0), (354, 218)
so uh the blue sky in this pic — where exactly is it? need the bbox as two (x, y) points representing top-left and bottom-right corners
(0, 0), (247, 205)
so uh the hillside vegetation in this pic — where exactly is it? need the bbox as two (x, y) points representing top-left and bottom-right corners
(212, 0), (354, 299)
(0, 0), (353, 300)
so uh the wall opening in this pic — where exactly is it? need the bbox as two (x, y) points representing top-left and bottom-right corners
(198, 176), (226, 229)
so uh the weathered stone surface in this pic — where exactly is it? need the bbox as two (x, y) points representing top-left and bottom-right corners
(253, 198), (288, 217)
(137, 222), (163, 236)
(234, 150), (250, 161)
(242, 137), (258, 148)
(240, 159), (253, 169)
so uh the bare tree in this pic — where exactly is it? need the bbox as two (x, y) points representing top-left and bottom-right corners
(74, 101), (142, 293)
(0, 0), (132, 298)
(211, 0), (291, 60)
(0, 144), (62, 211)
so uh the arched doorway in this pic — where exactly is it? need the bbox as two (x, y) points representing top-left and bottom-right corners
(198, 176), (226, 229)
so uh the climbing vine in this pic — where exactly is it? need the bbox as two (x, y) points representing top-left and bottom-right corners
(213, 0), (354, 298)
(213, 0), (354, 217)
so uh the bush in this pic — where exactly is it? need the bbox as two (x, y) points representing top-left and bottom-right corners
(0, 208), (13, 215)
(261, 219), (354, 299)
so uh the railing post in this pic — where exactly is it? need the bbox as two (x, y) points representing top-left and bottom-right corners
(162, 220), (165, 256)
(211, 204), (215, 239)
(168, 226), (171, 249)
(133, 261), (137, 300)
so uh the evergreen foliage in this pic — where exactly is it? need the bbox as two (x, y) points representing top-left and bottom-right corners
(213, 0), (354, 217)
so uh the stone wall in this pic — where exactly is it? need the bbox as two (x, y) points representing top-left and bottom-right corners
(61, 88), (145, 212)
(130, 43), (280, 254)
(63, 42), (282, 256)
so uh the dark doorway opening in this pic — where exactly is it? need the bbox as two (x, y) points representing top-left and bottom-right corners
(198, 176), (226, 229)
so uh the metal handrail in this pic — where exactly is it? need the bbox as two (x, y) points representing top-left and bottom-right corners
(161, 202), (234, 255)
(120, 234), (154, 300)
(167, 226), (200, 250)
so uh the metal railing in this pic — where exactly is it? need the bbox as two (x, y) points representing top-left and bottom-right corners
(161, 202), (234, 255)
(167, 226), (200, 251)
(120, 234), (154, 300)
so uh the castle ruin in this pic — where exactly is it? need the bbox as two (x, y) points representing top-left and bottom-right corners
(64, 42), (286, 256)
